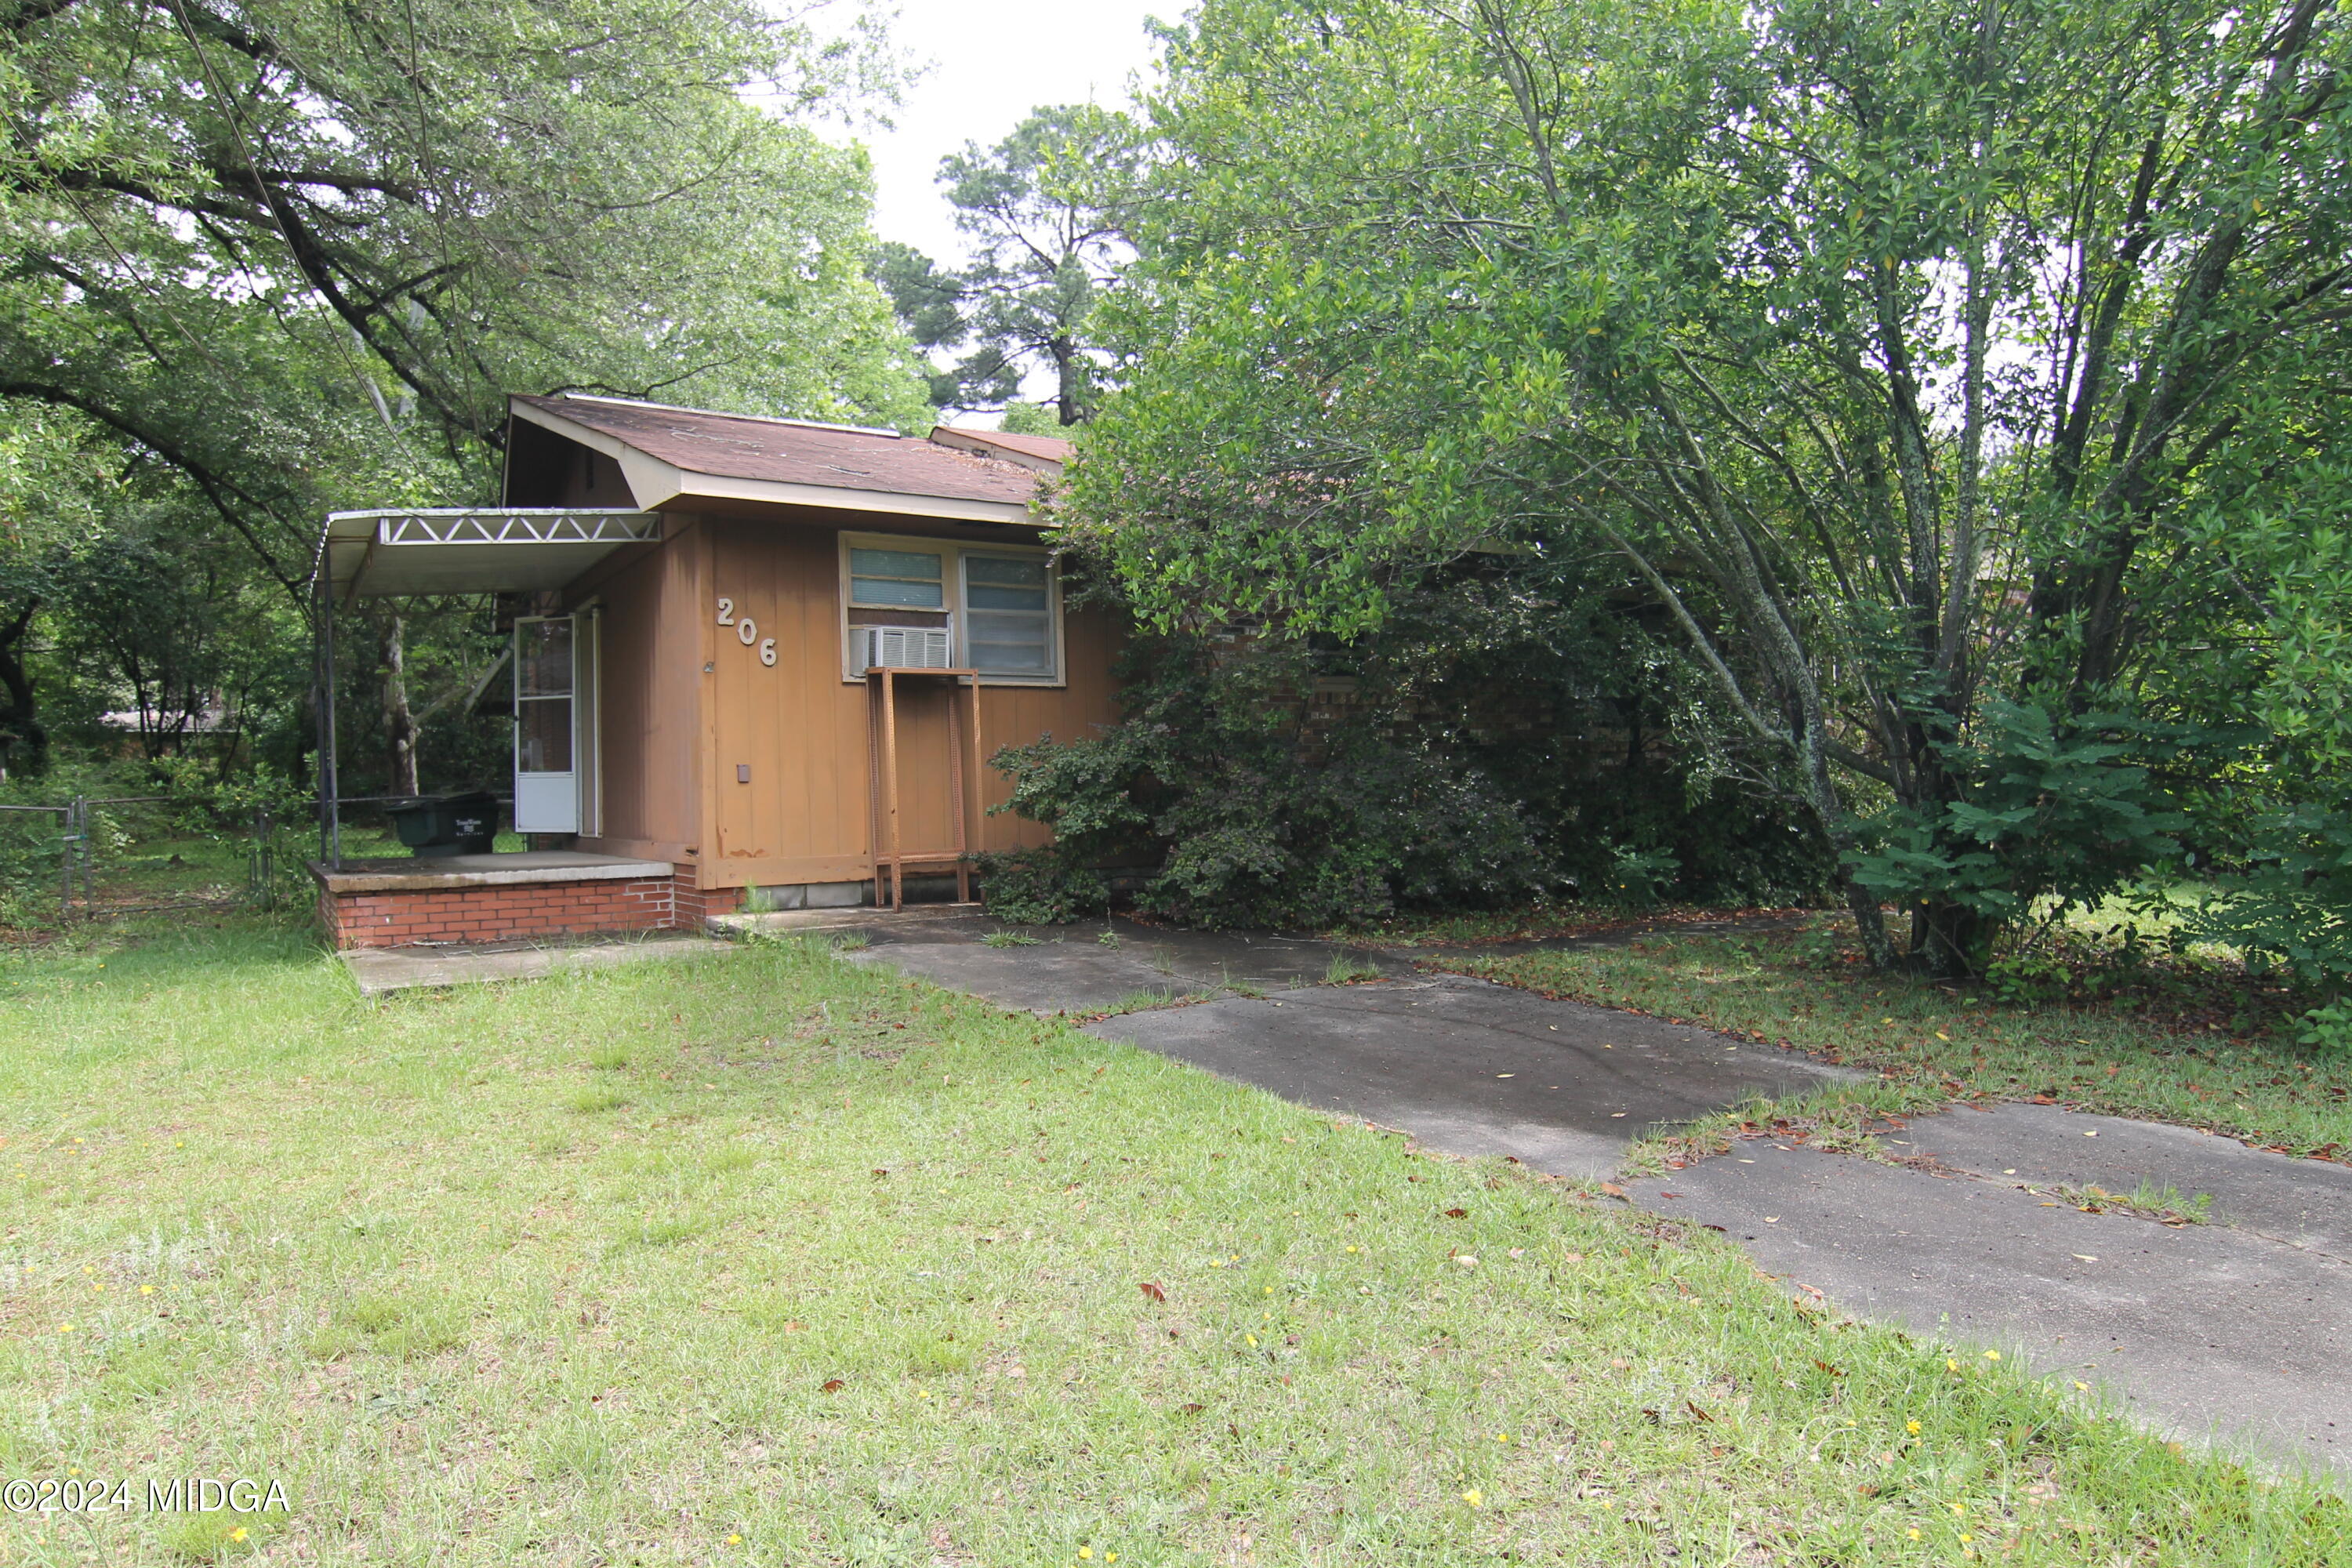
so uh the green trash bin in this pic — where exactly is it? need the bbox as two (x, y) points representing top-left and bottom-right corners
(386, 792), (499, 858)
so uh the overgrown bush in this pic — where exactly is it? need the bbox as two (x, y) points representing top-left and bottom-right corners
(985, 637), (1556, 930)
(979, 611), (1844, 930)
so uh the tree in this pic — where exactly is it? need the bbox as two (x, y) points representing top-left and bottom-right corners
(0, 0), (927, 579)
(873, 104), (1142, 423)
(1065, 0), (2352, 974)
(0, 405), (111, 771)
(0, 0), (930, 771)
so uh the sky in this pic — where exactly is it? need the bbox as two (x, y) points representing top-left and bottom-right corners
(853, 0), (1171, 268)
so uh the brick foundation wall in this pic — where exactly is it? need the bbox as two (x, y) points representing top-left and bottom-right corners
(669, 875), (740, 927)
(321, 874), (687, 949)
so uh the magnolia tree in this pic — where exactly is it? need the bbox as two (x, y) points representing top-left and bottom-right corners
(1064, 0), (2352, 976)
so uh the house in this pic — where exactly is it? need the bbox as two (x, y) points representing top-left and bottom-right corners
(308, 394), (1116, 949)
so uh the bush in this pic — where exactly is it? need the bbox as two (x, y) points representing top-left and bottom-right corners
(973, 846), (1109, 926)
(985, 638), (1556, 930)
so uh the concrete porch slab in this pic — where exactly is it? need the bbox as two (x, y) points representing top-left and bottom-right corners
(310, 851), (673, 892)
(339, 931), (736, 995)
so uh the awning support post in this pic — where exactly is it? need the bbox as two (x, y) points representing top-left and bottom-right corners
(314, 569), (342, 869)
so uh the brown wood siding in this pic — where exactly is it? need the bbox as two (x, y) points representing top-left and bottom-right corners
(976, 601), (1122, 851)
(568, 517), (703, 863)
(549, 488), (1122, 890)
(687, 517), (1120, 888)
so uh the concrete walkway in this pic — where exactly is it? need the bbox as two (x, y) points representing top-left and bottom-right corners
(843, 912), (2352, 1482)
(1624, 1107), (2352, 1478)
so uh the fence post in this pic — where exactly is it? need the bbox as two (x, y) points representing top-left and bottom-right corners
(60, 797), (84, 919)
(249, 808), (276, 909)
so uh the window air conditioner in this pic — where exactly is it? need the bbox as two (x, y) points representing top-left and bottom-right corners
(858, 626), (953, 670)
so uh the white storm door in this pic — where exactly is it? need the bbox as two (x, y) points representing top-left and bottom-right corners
(514, 616), (579, 833)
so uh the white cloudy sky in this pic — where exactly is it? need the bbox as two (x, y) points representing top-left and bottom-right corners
(851, 0), (1172, 267)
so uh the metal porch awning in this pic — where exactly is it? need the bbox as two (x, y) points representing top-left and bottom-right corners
(316, 508), (661, 600)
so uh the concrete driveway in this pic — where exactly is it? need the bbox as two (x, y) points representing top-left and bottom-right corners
(841, 911), (2352, 1481)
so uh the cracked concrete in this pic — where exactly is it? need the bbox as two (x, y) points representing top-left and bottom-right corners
(1624, 1115), (2352, 1479)
(839, 909), (2352, 1481)
(1086, 971), (1859, 1177)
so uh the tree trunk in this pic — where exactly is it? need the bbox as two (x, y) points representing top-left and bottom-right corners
(380, 614), (420, 797)
(0, 598), (43, 776)
(1909, 897), (1993, 979)
(1051, 335), (1085, 426)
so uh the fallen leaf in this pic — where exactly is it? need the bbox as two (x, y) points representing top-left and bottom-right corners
(1178, 1402), (1205, 1414)
(1139, 1281), (1167, 1303)
(820, 1379), (844, 1393)
(1686, 1401), (1714, 1422)
(1599, 1181), (1627, 1198)
(1443, 1207), (1468, 1219)
(1812, 1358), (1844, 1377)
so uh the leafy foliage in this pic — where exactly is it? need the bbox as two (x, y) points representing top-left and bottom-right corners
(870, 105), (1140, 423)
(1064, 0), (2352, 974)
(0, 0), (929, 781)
(985, 635), (1555, 930)
(982, 577), (1837, 928)
(1850, 704), (2199, 973)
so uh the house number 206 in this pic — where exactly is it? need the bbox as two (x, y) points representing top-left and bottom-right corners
(714, 597), (776, 666)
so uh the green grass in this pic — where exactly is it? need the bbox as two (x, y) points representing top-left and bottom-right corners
(1338, 904), (1752, 946)
(0, 916), (2345, 1564)
(1437, 920), (2352, 1160)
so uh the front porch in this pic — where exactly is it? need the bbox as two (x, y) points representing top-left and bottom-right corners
(308, 851), (705, 949)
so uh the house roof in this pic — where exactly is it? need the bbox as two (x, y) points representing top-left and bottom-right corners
(927, 425), (1073, 472)
(510, 395), (1054, 522)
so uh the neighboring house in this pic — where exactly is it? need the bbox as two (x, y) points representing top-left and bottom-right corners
(310, 394), (1116, 949)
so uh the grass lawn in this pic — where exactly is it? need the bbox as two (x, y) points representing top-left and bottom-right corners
(1435, 919), (2352, 1164)
(2, 916), (2345, 1565)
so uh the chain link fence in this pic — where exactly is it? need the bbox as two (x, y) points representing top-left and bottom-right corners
(0, 793), (316, 925)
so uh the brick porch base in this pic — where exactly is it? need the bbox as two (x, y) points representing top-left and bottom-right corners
(310, 855), (740, 949)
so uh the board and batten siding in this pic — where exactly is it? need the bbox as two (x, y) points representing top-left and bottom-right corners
(654, 514), (1120, 893)
(567, 517), (704, 864)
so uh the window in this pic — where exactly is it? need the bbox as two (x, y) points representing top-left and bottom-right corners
(849, 547), (946, 609)
(963, 555), (1051, 673)
(840, 535), (1060, 683)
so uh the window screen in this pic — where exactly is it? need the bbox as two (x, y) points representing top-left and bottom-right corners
(849, 547), (945, 608)
(962, 556), (1051, 674)
(514, 619), (575, 774)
